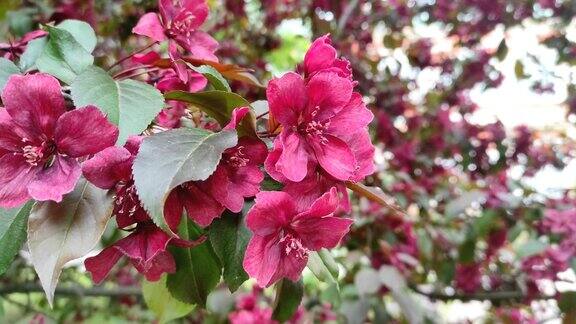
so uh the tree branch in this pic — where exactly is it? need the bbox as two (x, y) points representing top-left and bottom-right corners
(0, 284), (142, 298)
(336, 0), (360, 38)
(410, 285), (556, 302)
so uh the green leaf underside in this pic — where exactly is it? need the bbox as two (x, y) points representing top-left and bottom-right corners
(27, 178), (114, 306)
(36, 24), (94, 84)
(71, 66), (165, 144)
(190, 64), (231, 92)
(133, 127), (237, 234)
(209, 211), (251, 292)
(272, 279), (304, 322)
(307, 249), (339, 286)
(0, 201), (33, 275)
(142, 275), (194, 323)
(19, 37), (47, 72)
(0, 57), (20, 91)
(164, 90), (257, 137)
(167, 217), (221, 307)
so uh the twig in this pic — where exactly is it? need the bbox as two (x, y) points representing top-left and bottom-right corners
(346, 181), (407, 217)
(336, 0), (360, 38)
(410, 285), (556, 302)
(107, 41), (159, 71)
(0, 284), (142, 298)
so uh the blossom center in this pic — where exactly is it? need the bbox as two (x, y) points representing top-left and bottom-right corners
(226, 146), (249, 168)
(114, 180), (142, 219)
(167, 11), (197, 39)
(21, 140), (55, 166)
(279, 233), (309, 259)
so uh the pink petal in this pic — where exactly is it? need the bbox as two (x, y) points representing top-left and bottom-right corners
(132, 12), (166, 42)
(1, 74), (65, 139)
(179, 177), (226, 227)
(271, 248), (308, 284)
(239, 137), (268, 165)
(164, 189), (184, 231)
(297, 187), (339, 218)
(0, 154), (38, 208)
(223, 107), (250, 131)
(187, 71), (208, 92)
(246, 191), (296, 236)
(181, 0), (209, 27)
(28, 155), (81, 202)
(309, 134), (356, 181)
(223, 165), (263, 212)
(132, 250), (176, 281)
(292, 216), (352, 251)
(123, 135), (144, 156)
(114, 224), (172, 265)
(277, 131), (310, 182)
(54, 106), (119, 158)
(0, 110), (28, 154)
(84, 246), (123, 284)
(243, 234), (281, 288)
(305, 72), (353, 122)
(304, 34), (337, 76)
(267, 72), (307, 126)
(183, 31), (219, 61)
(81, 146), (133, 189)
(264, 138), (287, 182)
(132, 51), (161, 65)
(328, 92), (373, 135)
(345, 130), (375, 181)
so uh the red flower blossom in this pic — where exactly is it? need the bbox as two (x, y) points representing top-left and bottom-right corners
(132, 0), (218, 61)
(243, 188), (352, 287)
(0, 74), (118, 207)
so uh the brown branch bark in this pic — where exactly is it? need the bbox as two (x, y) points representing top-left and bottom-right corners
(0, 284), (142, 297)
(410, 285), (556, 302)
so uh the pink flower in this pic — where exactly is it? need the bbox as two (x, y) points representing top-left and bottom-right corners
(455, 263), (481, 293)
(264, 71), (374, 182)
(243, 188), (352, 287)
(0, 74), (118, 207)
(82, 136), (202, 282)
(229, 307), (276, 324)
(132, 0), (218, 61)
(164, 108), (268, 228)
(303, 34), (352, 79)
(0, 30), (47, 60)
(84, 222), (198, 283)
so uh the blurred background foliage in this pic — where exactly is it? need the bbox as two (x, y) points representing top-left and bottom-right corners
(2, 0), (576, 322)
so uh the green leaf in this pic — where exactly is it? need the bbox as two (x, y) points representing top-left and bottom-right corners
(142, 275), (194, 323)
(0, 201), (33, 275)
(471, 210), (497, 238)
(167, 217), (221, 307)
(190, 65), (231, 91)
(307, 249), (339, 285)
(55, 20), (97, 53)
(36, 24), (94, 84)
(496, 39), (508, 61)
(458, 239), (476, 263)
(272, 279), (303, 322)
(19, 37), (47, 72)
(514, 60), (527, 79)
(165, 90), (257, 137)
(558, 291), (576, 314)
(0, 57), (20, 91)
(133, 127), (237, 234)
(71, 66), (165, 144)
(27, 178), (114, 306)
(209, 211), (251, 292)
(515, 239), (548, 258)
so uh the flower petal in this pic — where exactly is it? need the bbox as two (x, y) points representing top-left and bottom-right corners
(345, 130), (375, 181)
(264, 138), (287, 182)
(246, 191), (296, 236)
(132, 12), (166, 42)
(309, 134), (356, 181)
(54, 106), (119, 158)
(28, 155), (81, 202)
(185, 31), (219, 61)
(179, 180), (225, 227)
(306, 72), (353, 121)
(223, 107), (249, 131)
(0, 109), (27, 154)
(82, 146), (133, 189)
(164, 189), (184, 231)
(243, 234), (281, 288)
(329, 92), (373, 134)
(296, 187), (339, 218)
(0, 154), (38, 208)
(267, 72), (307, 126)
(1, 74), (65, 139)
(84, 245), (123, 284)
(304, 34), (337, 76)
(277, 131), (310, 182)
(293, 216), (352, 251)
